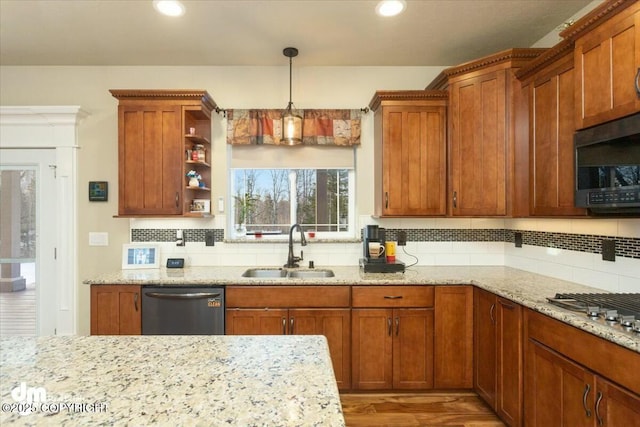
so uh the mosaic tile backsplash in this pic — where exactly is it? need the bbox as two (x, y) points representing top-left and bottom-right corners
(132, 228), (640, 259)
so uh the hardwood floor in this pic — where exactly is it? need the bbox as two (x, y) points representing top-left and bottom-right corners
(340, 392), (505, 427)
(0, 282), (36, 336)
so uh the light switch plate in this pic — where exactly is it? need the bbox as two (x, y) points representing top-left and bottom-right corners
(89, 232), (109, 246)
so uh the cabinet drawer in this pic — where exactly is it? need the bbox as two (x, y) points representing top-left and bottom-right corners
(226, 286), (350, 308)
(352, 286), (434, 307)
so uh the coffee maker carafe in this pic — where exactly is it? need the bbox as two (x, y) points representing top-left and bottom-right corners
(363, 225), (387, 263)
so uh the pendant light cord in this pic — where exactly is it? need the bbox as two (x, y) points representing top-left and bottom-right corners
(288, 55), (293, 111)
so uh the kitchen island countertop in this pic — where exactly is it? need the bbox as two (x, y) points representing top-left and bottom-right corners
(85, 265), (640, 353)
(0, 335), (344, 426)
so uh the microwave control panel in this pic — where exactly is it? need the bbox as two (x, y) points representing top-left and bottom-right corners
(588, 190), (640, 205)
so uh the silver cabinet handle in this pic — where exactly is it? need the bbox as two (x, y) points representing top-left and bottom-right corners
(582, 384), (592, 418)
(134, 292), (139, 311)
(490, 303), (495, 324)
(282, 317), (287, 335)
(385, 192), (389, 209)
(395, 317), (399, 336)
(387, 317), (392, 336)
(595, 391), (603, 426)
(635, 68), (640, 98)
(144, 292), (221, 299)
(290, 317), (294, 334)
(453, 191), (457, 209)
(175, 192), (179, 209)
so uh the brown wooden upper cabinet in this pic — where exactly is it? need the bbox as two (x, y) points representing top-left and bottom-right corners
(369, 91), (448, 217)
(572, 0), (640, 130)
(427, 49), (545, 216)
(110, 89), (217, 217)
(516, 44), (587, 217)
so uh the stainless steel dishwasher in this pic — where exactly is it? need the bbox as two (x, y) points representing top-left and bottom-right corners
(142, 287), (225, 335)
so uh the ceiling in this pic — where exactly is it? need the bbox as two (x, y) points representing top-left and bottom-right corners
(0, 0), (595, 67)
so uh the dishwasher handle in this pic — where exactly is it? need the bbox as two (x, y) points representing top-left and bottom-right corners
(144, 292), (221, 300)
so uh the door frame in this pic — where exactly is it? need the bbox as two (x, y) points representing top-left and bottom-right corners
(0, 106), (88, 335)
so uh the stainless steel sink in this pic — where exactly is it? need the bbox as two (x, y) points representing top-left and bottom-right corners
(241, 268), (288, 278)
(286, 269), (335, 278)
(241, 268), (335, 279)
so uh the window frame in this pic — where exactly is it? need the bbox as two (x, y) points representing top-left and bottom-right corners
(228, 167), (357, 240)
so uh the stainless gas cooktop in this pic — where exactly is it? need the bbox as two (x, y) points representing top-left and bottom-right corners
(547, 293), (640, 337)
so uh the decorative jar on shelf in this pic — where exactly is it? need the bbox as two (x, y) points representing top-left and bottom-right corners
(189, 177), (199, 187)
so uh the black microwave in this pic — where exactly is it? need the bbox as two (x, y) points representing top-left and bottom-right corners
(575, 113), (640, 215)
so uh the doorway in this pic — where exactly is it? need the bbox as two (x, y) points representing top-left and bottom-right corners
(0, 149), (57, 336)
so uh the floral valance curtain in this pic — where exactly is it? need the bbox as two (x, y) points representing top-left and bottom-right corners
(227, 109), (361, 146)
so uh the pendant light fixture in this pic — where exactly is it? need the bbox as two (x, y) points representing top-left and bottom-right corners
(282, 47), (303, 145)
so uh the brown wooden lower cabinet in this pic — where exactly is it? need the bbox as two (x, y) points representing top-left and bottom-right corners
(90, 284), (141, 335)
(434, 286), (473, 388)
(525, 308), (640, 427)
(225, 286), (351, 390)
(351, 307), (434, 390)
(474, 288), (523, 426)
(351, 286), (435, 390)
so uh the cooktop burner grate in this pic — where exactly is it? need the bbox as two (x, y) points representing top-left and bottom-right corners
(553, 293), (640, 317)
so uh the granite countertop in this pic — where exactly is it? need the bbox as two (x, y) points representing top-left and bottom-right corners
(85, 265), (640, 353)
(0, 335), (344, 427)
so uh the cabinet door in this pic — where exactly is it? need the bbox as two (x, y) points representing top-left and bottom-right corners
(474, 288), (497, 407)
(90, 285), (141, 335)
(434, 286), (473, 388)
(225, 308), (287, 335)
(290, 308), (351, 390)
(393, 308), (434, 389)
(595, 377), (640, 427)
(450, 71), (506, 216)
(575, 3), (640, 129)
(352, 308), (393, 390)
(118, 105), (183, 215)
(496, 298), (523, 427)
(530, 55), (586, 216)
(382, 106), (446, 216)
(525, 339), (593, 427)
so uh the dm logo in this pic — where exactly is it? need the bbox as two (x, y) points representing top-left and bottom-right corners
(11, 382), (47, 404)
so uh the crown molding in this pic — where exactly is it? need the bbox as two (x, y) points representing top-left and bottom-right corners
(368, 90), (448, 110)
(559, 0), (636, 41)
(109, 89), (217, 112)
(425, 48), (546, 89)
(514, 39), (575, 81)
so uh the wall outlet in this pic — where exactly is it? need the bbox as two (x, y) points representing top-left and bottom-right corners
(514, 232), (523, 248)
(602, 239), (616, 262)
(205, 230), (215, 246)
(397, 230), (407, 246)
(176, 229), (185, 247)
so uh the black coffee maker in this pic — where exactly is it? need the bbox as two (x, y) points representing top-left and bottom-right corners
(360, 225), (405, 273)
(363, 225), (387, 263)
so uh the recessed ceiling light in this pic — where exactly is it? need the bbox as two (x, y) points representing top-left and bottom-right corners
(153, 0), (185, 17)
(375, 0), (407, 17)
